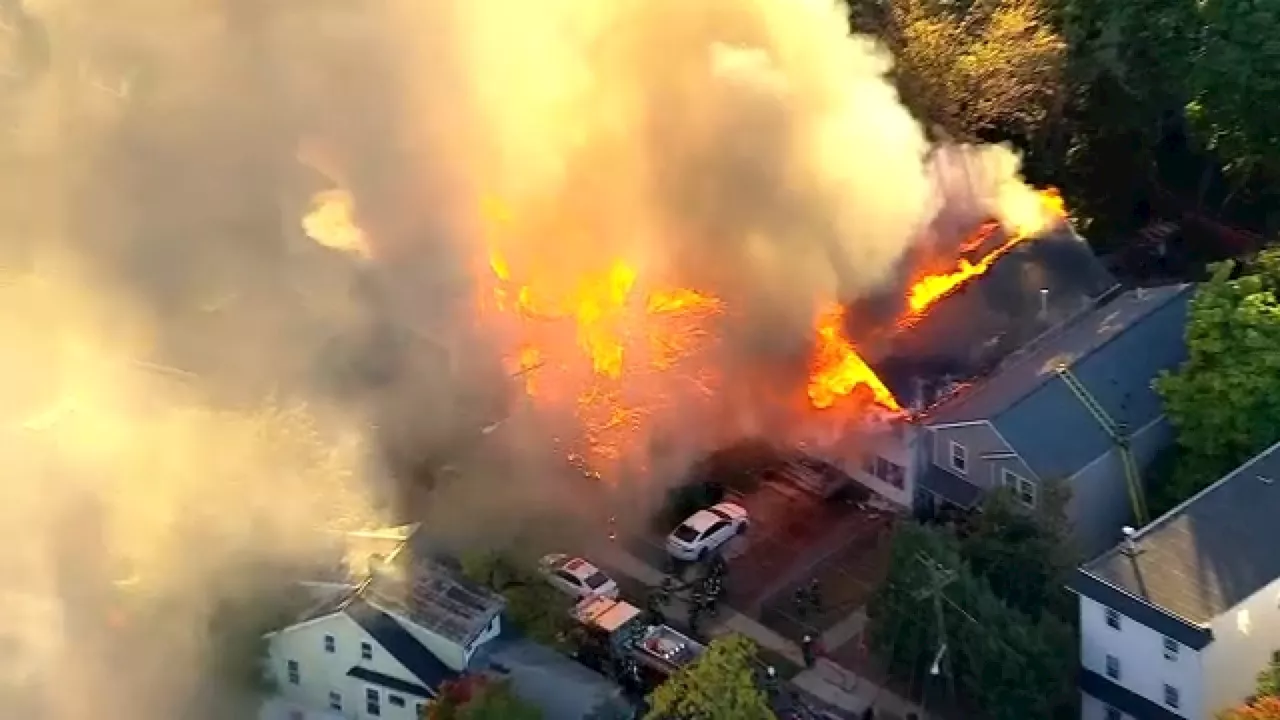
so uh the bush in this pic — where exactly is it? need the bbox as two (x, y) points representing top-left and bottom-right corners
(654, 481), (726, 531)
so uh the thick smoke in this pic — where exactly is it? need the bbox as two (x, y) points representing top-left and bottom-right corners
(0, 0), (1049, 714)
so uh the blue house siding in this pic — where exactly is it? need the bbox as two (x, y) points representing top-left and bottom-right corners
(992, 287), (1190, 479)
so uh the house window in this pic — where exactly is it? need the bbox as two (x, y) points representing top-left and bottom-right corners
(366, 687), (381, 716)
(1105, 707), (1121, 720)
(1105, 654), (1120, 680)
(1163, 636), (1179, 660)
(1001, 469), (1037, 508)
(864, 455), (906, 489)
(1164, 684), (1180, 709)
(949, 441), (968, 475)
(1105, 607), (1121, 629)
(389, 695), (406, 708)
(286, 659), (300, 685)
(361, 641), (373, 660)
(323, 634), (335, 653)
(328, 691), (342, 711)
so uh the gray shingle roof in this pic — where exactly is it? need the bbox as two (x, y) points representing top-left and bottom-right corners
(925, 284), (1191, 477)
(1082, 439), (1280, 623)
(363, 552), (505, 648)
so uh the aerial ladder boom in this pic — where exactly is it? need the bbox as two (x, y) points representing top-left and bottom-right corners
(1055, 364), (1150, 526)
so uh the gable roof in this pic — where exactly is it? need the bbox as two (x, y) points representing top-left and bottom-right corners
(362, 550), (505, 649)
(925, 283), (1191, 476)
(1079, 438), (1280, 627)
(345, 597), (458, 695)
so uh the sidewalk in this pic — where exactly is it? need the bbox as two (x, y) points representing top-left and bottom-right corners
(598, 543), (926, 719)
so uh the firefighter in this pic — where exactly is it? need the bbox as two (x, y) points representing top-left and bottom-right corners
(801, 634), (816, 668)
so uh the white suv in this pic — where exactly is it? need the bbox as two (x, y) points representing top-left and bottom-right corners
(665, 502), (749, 562)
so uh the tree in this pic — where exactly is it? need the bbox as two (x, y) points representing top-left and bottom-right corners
(644, 634), (776, 720)
(959, 482), (1077, 621)
(1155, 251), (1280, 511)
(864, 0), (1066, 143)
(1219, 696), (1280, 720)
(866, 522), (1076, 720)
(424, 678), (543, 720)
(1259, 653), (1280, 697)
(460, 550), (576, 649)
(1187, 0), (1280, 182)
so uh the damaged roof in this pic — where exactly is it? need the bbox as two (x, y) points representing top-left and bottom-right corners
(924, 283), (1192, 477)
(1079, 438), (1280, 628)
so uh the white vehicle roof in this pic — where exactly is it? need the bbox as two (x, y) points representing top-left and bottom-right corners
(557, 557), (604, 582)
(681, 502), (745, 532)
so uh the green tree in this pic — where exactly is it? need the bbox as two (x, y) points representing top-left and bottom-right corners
(866, 522), (1076, 719)
(456, 680), (543, 720)
(460, 550), (576, 649)
(1187, 0), (1280, 182)
(644, 634), (776, 720)
(1258, 653), (1280, 697)
(959, 481), (1077, 621)
(867, 0), (1067, 143)
(1155, 251), (1280, 511)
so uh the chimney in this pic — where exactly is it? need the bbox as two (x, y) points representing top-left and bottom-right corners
(1038, 288), (1049, 321)
(1120, 526), (1140, 556)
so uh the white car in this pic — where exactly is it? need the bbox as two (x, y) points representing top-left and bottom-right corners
(538, 554), (620, 600)
(665, 502), (749, 562)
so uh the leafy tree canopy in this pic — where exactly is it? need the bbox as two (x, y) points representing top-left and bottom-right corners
(1187, 0), (1280, 180)
(958, 482), (1077, 621)
(1155, 250), (1280, 511)
(460, 550), (575, 649)
(425, 678), (543, 720)
(866, 522), (1075, 720)
(645, 634), (776, 720)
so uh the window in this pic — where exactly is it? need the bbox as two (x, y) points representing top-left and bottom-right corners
(1001, 469), (1037, 509)
(286, 659), (300, 685)
(1105, 707), (1121, 720)
(1163, 636), (1179, 660)
(1105, 607), (1121, 630)
(417, 704), (426, 717)
(361, 641), (373, 660)
(1105, 654), (1120, 680)
(1164, 684), (1180, 709)
(865, 455), (906, 489)
(323, 634), (335, 653)
(366, 687), (381, 717)
(389, 695), (406, 708)
(949, 441), (968, 474)
(328, 691), (342, 711)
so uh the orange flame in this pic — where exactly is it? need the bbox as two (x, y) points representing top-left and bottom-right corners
(808, 305), (901, 412)
(902, 188), (1066, 321)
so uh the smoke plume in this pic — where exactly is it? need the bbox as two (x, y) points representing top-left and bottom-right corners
(0, 0), (1049, 714)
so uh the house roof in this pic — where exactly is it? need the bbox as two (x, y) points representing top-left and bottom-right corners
(473, 631), (628, 720)
(347, 666), (434, 699)
(925, 283), (1191, 477)
(362, 550), (505, 648)
(344, 597), (459, 694)
(1080, 438), (1280, 626)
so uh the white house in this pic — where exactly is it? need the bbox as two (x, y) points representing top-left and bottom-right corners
(1071, 438), (1280, 719)
(264, 538), (505, 720)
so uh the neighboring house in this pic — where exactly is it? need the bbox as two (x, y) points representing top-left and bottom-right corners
(264, 525), (629, 720)
(265, 538), (504, 720)
(1071, 438), (1280, 720)
(912, 283), (1192, 554)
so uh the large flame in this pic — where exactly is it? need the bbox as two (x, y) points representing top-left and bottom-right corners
(808, 305), (901, 413)
(302, 189), (373, 260)
(901, 187), (1065, 321)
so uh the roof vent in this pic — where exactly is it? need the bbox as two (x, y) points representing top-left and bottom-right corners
(1120, 526), (1140, 556)
(1258, 475), (1275, 485)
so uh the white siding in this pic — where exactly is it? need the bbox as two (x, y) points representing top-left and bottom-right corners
(1078, 595), (1204, 718)
(1080, 691), (1133, 720)
(266, 613), (430, 720)
(846, 425), (917, 508)
(1204, 577), (1280, 716)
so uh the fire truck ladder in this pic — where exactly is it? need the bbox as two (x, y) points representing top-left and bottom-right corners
(1055, 364), (1150, 526)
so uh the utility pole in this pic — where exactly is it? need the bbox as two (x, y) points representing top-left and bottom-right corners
(913, 553), (957, 711)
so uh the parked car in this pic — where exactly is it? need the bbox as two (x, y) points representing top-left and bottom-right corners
(665, 502), (749, 562)
(538, 554), (620, 600)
